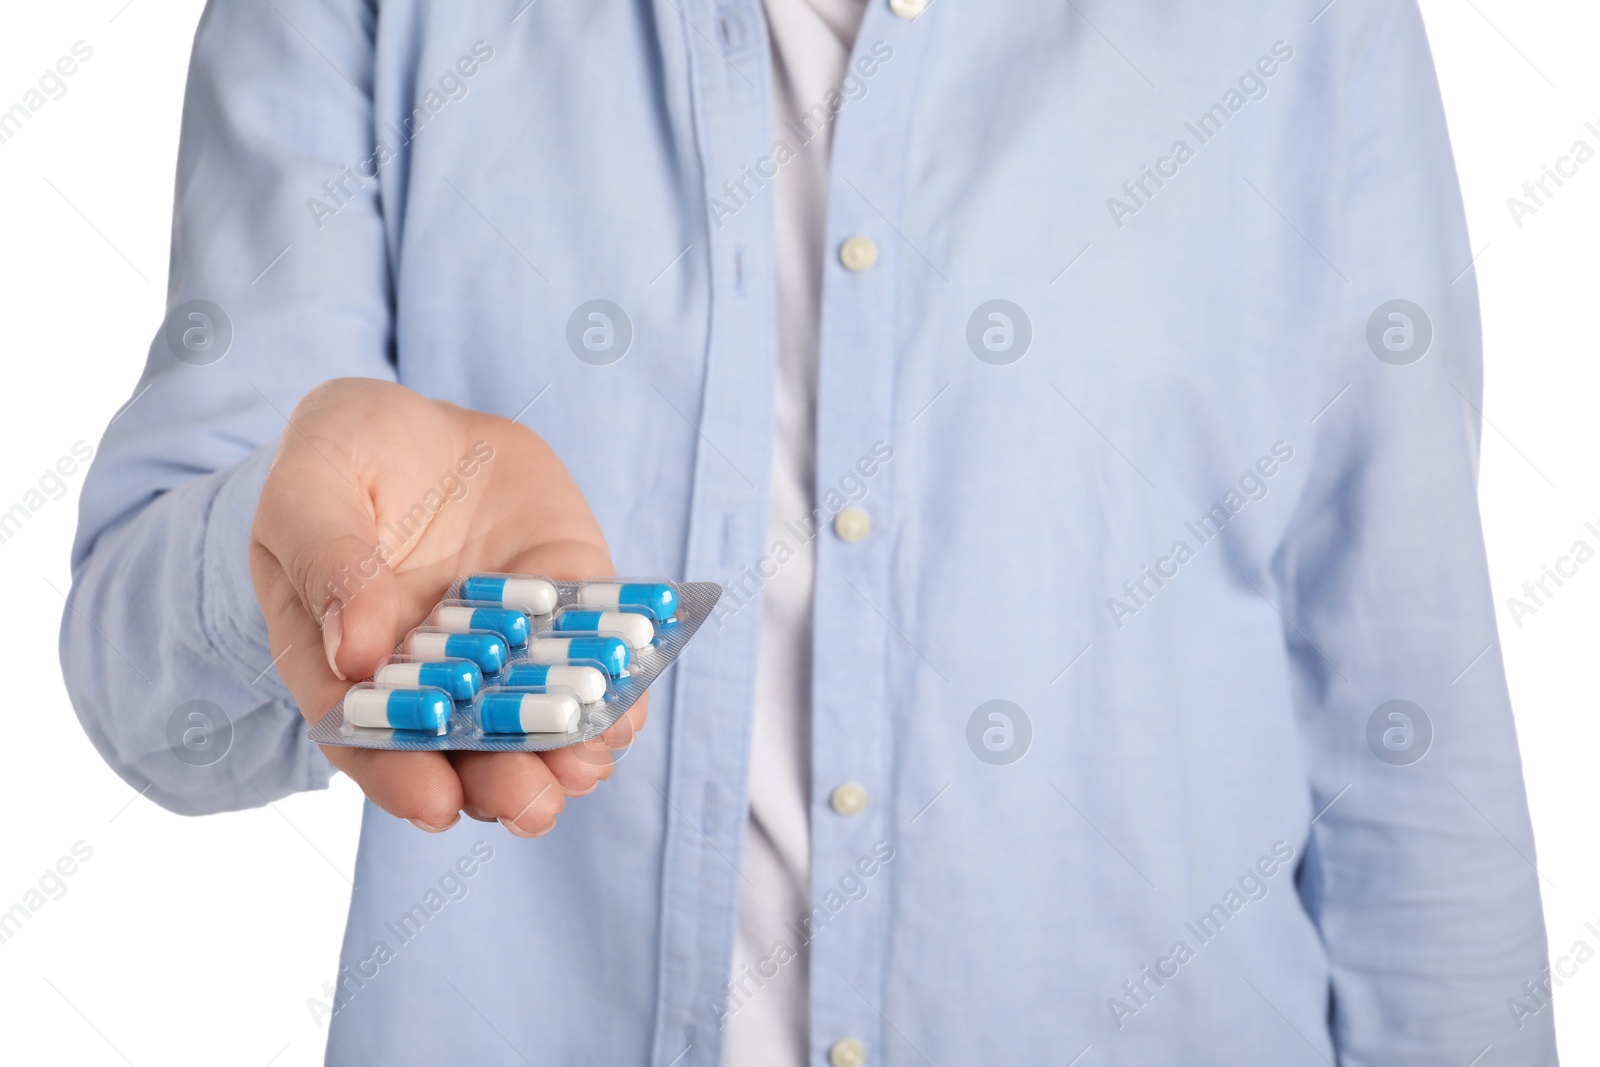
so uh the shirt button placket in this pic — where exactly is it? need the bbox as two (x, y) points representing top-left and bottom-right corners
(811, 1), (928, 1062)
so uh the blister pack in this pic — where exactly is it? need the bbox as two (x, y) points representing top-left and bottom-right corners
(307, 576), (720, 752)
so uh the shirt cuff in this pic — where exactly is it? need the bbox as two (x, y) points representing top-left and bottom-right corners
(200, 442), (287, 700)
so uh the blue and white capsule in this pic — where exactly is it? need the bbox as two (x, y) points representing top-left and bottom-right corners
(404, 627), (510, 674)
(343, 685), (452, 732)
(476, 688), (581, 734)
(458, 574), (558, 616)
(502, 662), (609, 704)
(523, 634), (631, 677)
(576, 581), (678, 621)
(374, 657), (483, 701)
(429, 600), (530, 648)
(552, 608), (655, 651)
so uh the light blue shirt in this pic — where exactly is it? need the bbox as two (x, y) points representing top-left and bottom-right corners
(61, 0), (1556, 1064)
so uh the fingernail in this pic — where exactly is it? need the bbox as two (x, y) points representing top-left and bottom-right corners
(408, 814), (459, 833)
(463, 806), (496, 823)
(322, 605), (346, 680)
(498, 816), (551, 839)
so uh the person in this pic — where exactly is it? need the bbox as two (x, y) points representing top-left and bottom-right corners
(61, 0), (1557, 1063)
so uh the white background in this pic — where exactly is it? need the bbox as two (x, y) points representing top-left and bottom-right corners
(0, 1), (1595, 1063)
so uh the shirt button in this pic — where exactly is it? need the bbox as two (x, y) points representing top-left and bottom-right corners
(833, 506), (871, 543)
(838, 235), (878, 272)
(889, 0), (928, 17)
(829, 1038), (868, 1067)
(830, 783), (868, 816)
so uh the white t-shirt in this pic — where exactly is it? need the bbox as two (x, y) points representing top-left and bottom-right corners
(722, 2), (867, 1065)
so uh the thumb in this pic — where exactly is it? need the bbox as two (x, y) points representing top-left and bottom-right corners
(256, 460), (403, 683)
(300, 530), (403, 682)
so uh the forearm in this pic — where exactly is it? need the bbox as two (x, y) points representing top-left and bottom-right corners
(59, 0), (398, 812)
(62, 443), (332, 815)
(1279, 4), (1555, 1060)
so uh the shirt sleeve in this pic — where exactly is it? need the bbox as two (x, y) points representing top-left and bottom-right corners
(60, 0), (395, 816)
(1277, 3), (1557, 1063)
